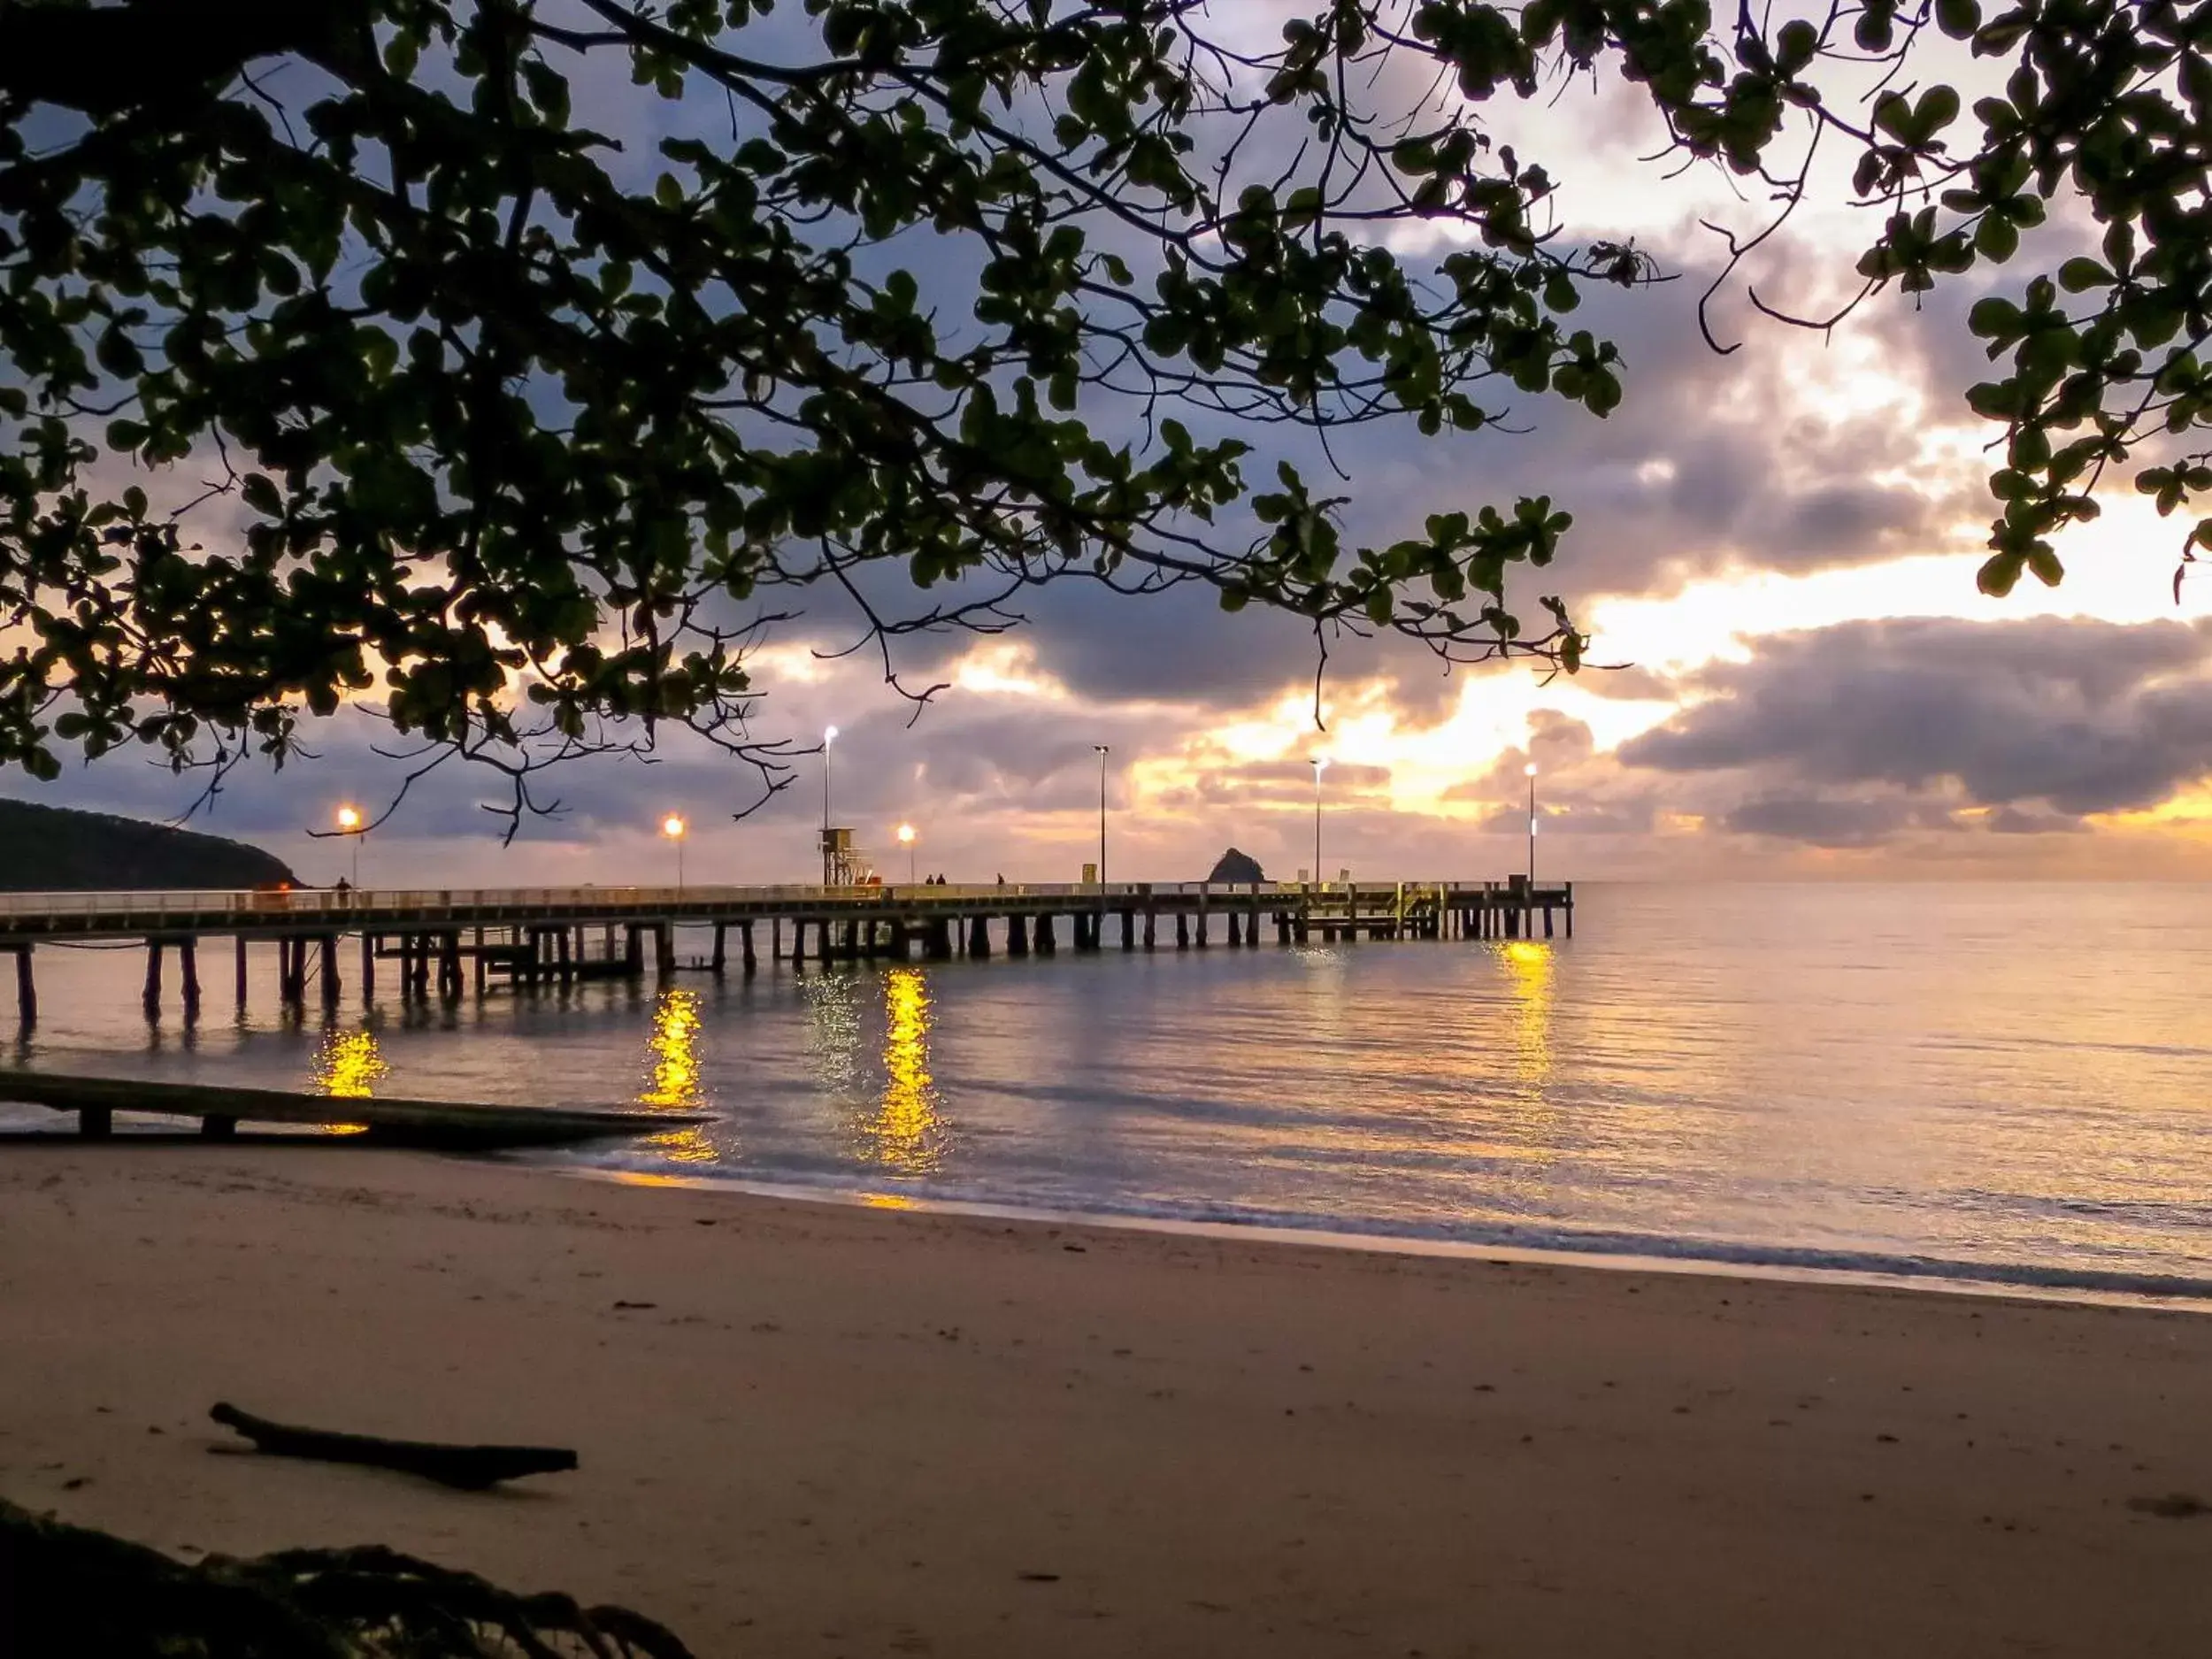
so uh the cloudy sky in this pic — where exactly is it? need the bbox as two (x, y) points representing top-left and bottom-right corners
(14, 15), (2212, 888)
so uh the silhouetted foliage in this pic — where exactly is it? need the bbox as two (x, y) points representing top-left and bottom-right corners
(2, 0), (2200, 821)
(0, 1496), (695, 1657)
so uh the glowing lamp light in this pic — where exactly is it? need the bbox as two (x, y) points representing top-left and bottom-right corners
(335, 804), (362, 832)
(1525, 762), (1538, 777)
(662, 814), (687, 840)
(896, 823), (916, 845)
(824, 724), (839, 744)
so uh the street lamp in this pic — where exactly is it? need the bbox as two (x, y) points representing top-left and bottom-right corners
(334, 803), (365, 888)
(662, 813), (687, 894)
(897, 821), (917, 885)
(1092, 744), (1110, 887)
(1310, 757), (1328, 886)
(1524, 762), (1539, 914)
(821, 724), (839, 886)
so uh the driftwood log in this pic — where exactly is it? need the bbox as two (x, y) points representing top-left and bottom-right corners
(211, 1402), (579, 1490)
(0, 1495), (695, 1656)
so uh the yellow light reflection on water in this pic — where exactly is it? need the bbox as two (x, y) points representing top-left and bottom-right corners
(640, 988), (703, 1108)
(315, 1027), (386, 1098)
(1500, 940), (1555, 1091)
(311, 1025), (384, 1136)
(638, 987), (718, 1164)
(862, 967), (947, 1173)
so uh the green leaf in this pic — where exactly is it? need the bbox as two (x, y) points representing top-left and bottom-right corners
(240, 473), (282, 516)
(1935, 0), (1981, 39)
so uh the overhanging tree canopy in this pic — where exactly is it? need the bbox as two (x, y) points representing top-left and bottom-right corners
(1, 0), (2204, 821)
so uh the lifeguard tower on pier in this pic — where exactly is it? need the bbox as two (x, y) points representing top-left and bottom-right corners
(819, 826), (873, 887)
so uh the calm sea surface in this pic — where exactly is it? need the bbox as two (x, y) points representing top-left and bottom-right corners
(6, 883), (2212, 1299)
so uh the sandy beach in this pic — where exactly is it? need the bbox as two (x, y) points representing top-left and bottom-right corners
(3, 1143), (2208, 1655)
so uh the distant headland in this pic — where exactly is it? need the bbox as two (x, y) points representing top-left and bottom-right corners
(0, 799), (296, 891)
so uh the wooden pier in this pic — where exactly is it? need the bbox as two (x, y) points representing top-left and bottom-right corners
(0, 877), (1573, 1025)
(0, 1070), (710, 1148)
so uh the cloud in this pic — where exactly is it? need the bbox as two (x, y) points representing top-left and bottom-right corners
(1445, 709), (1663, 836)
(1722, 794), (1950, 849)
(1619, 615), (2212, 837)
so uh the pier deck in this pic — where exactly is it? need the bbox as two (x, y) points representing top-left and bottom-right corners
(0, 877), (1573, 1024)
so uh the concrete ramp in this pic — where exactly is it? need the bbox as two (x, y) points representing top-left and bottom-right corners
(0, 1070), (710, 1149)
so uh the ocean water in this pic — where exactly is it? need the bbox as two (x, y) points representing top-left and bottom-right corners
(6, 883), (2212, 1300)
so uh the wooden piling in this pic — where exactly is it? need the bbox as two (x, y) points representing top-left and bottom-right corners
(969, 916), (991, 958)
(1120, 910), (1134, 951)
(711, 924), (727, 978)
(741, 921), (758, 978)
(1036, 913), (1056, 955)
(13, 946), (35, 1026)
(1175, 913), (1188, 950)
(1008, 915), (1030, 956)
(235, 936), (250, 1007)
(1227, 910), (1242, 947)
(178, 937), (201, 1019)
(319, 934), (339, 1010)
(142, 940), (164, 1018)
(1144, 909), (1156, 950)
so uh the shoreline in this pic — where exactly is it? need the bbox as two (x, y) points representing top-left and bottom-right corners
(12, 1123), (2212, 1313)
(534, 1155), (2212, 1314)
(6, 1141), (2212, 1655)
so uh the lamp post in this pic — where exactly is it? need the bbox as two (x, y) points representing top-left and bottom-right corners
(335, 804), (364, 889)
(1310, 757), (1328, 886)
(1093, 744), (1110, 887)
(1525, 762), (1538, 891)
(897, 821), (917, 885)
(821, 724), (839, 886)
(662, 813), (687, 895)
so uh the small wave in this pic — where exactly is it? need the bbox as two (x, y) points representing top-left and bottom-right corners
(530, 1151), (2212, 1306)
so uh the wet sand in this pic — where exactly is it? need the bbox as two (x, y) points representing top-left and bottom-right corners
(3, 1143), (2208, 1655)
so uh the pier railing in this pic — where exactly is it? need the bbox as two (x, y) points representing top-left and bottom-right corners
(0, 878), (1525, 922)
